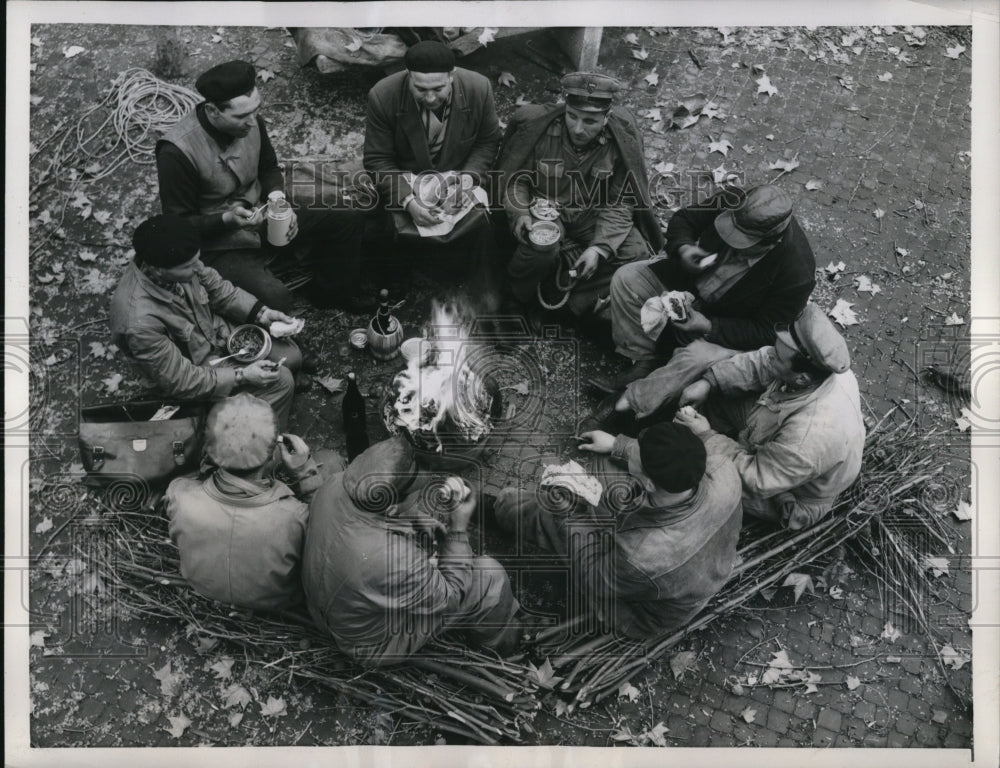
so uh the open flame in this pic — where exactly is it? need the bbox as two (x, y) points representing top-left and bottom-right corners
(389, 300), (493, 451)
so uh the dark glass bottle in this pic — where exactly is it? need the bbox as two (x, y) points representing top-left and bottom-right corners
(343, 371), (369, 462)
(373, 289), (392, 335)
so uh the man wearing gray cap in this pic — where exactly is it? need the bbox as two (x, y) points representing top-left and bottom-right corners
(497, 72), (663, 319)
(674, 303), (865, 530)
(588, 185), (816, 420)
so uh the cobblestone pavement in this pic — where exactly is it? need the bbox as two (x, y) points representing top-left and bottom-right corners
(22, 21), (983, 754)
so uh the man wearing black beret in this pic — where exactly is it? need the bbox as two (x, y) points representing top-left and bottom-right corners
(157, 60), (371, 314)
(363, 41), (503, 309)
(494, 422), (742, 639)
(109, 214), (303, 429)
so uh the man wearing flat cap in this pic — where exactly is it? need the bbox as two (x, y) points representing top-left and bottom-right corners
(157, 59), (371, 313)
(588, 185), (816, 421)
(165, 393), (344, 611)
(303, 436), (522, 666)
(496, 72), (664, 319)
(110, 214), (302, 429)
(494, 422), (742, 639)
(675, 303), (865, 530)
(363, 41), (504, 308)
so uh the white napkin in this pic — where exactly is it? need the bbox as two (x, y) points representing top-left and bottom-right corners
(540, 460), (604, 507)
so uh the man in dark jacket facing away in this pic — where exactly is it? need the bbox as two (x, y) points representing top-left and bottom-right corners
(302, 437), (521, 667)
(494, 422), (742, 639)
(590, 185), (816, 420)
(363, 41), (503, 308)
(497, 72), (664, 318)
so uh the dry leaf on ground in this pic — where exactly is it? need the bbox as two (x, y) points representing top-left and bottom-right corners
(165, 713), (192, 739)
(952, 501), (973, 521)
(669, 650), (698, 680)
(632, 47), (650, 61)
(756, 74), (778, 96)
(829, 299), (859, 327)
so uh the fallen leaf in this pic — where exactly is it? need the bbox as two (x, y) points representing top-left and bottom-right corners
(554, 699), (571, 717)
(874, 208), (885, 219)
(769, 649), (794, 670)
(529, 658), (563, 689)
(953, 500), (973, 521)
(731, 682), (745, 695)
(932, 710), (948, 724)
(805, 179), (823, 191)
(825, 261), (847, 275)
(669, 650), (698, 680)
(93, 210), (112, 225)
(701, 102), (724, 120)
(644, 70), (660, 87)
(718, 27), (734, 44)
(37, 273), (56, 284)
(30, 630), (50, 648)
(895, 246), (910, 257)
(221, 683), (252, 710)
(828, 585), (845, 600)
(877, 72), (893, 82)
(228, 711), (244, 727)
(260, 695), (287, 717)
(632, 47), (649, 61)
(78, 249), (98, 263)
(31, 36), (42, 47)
(940, 645), (969, 670)
(653, 161), (675, 175)
(782, 572), (814, 603)
(855, 275), (882, 295)
(741, 707), (756, 723)
(762, 668), (783, 685)
(152, 662), (182, 697)
(944, 44), (966, 59)
(30, 94), (43, 106)
(829, 299), (859, 327)
(768, 157), (800, 174)
(641, 108), (663, 121)
(34, 517), (54, 534)
(498, 71), (516, 88)
(618, 682), (641, 702)
(103, 373), (123, 395)
(507, 381), (529, 396)
(760, 586), (777, 602)
(880, 622), (902, 642)
(210, 658), (234, 679)
(316, 375), (344, 394)
(711, 164), (732, 184)
(623, 32), (640, 45)
(954, 408), (972, 432)
(708, 138), (733, 156)
(944, 312), (965, 326)
(165, 713), (192, 739)
(837, 74), (855, 90)
(211, 34), (223, 44)
(644, 721), (669, 747)
(345, 37), (362, 53)
(846, 675), (861, 690)
(611, 724), (636, 742)
(756, 74), (778, 96)
(477, 27), (497, 47)
(63, 45), (86, 58)
(765, 134), (775, 140)
(258, 69), (275, 83)
(925, 556), (949, 578)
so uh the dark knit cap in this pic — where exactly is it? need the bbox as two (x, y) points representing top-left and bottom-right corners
(196, 60), (256, 103)
(638, 423), (707, 494)
(132, 214), (200, 268)
(404, 40), (456, 73)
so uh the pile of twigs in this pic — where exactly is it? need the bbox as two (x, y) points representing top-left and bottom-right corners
(92, 409), (963, 742)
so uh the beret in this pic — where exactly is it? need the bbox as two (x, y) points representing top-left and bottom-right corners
(204, 393), (277, 470)
(132, 214), (200, 268)
(404, 41), (456, 73)
(784, 302), (851, 374)
(714, 185), (793, 249)
(638, 423), (707, 494)
(196, 60), (256, 103)
(561, 71), (622, 112)
(343, 437), (418, 512)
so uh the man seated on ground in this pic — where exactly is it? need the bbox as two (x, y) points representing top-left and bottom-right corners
(165, 393), (343, 612)
(157, 59), (371, 313)
(674, 303), (865, 530)
(363, 41), (503, 309)
(497, 72), (663, 321)
(302, 437), (522, 667)
(110, 214), (302, 430)
(494, 423), (742, 640)
(588, 185), (815, 421)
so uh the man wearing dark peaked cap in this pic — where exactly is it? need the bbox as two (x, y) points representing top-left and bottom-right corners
(675, 302), (865, 531)
(157, 60), (372, 314)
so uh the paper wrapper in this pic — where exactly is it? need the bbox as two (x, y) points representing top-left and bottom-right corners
(640, 291), (692, 338)
(540, 460), (604, 507)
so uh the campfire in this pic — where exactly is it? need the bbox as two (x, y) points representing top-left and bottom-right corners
(383, 300), (497, 454)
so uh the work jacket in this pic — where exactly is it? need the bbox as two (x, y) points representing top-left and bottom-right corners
(109, 262), (259, 399)
(705, 346), (866, 525)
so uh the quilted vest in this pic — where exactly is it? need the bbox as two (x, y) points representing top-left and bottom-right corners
(163, 111), (263, 250)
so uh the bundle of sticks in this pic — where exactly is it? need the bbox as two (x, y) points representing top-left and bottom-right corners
(92, 409), (964, 743)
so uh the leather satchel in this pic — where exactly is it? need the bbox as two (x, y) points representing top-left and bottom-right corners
(78, 400), (207, 486)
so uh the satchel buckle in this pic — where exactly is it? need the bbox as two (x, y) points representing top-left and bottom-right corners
(172, 440), (185, 466)
(90, 445), (106, 471)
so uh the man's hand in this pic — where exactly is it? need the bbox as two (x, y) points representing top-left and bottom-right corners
(679, 378), (712, 407)
(223, 206), (261, 230)
(277, 433), (311, 472)
(512, 215), (534, 246)
(407, 199), (444, 228)
(673, 307), (712, 335)
(257, 307), (296, 327)
(573, 247), (603, 281)
(578, 430), (615, 455)
(239, 359), (281, 387)
(448, 491), (476, 533)
(673, 407), (712, 437)
(677, 244), (717, 273)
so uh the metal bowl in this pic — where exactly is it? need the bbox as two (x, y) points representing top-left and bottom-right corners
(349, 328), (368, 350)
(227, 324), (272, 363)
